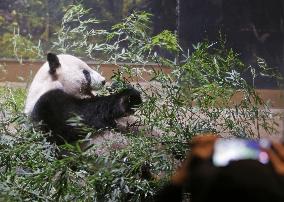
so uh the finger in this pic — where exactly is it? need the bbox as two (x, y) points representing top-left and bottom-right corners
(271, 142), (284, 160)
(265, 148), (284, 175)
(266, 148), (282, 165)
(192, 141), (215, 159)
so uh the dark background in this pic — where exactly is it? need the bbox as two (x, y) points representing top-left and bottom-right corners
(150, 0), (284, 88)
(0, 0), (283, 87)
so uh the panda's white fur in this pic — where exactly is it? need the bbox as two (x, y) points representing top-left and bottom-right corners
(25, 54), (105, 115)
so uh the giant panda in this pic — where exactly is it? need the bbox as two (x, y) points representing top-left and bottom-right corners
(24, 53), (106, 116)
(26, 53), (142, 147)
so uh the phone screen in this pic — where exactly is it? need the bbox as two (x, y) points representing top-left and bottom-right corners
(213, 138), (270, 167)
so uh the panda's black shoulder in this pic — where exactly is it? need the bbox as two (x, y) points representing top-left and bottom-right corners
(31, 89), (78, 120)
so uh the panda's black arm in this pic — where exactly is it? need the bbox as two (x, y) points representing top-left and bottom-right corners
(31, 88), (142, 145)
(80, 88), (141, 120)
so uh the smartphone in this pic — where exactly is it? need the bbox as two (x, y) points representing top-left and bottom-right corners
(213, 138), (270, 167)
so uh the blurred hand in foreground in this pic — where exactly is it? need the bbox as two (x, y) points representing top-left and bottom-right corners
(264, 141), (284, 175)
(156, 134), (284, 202)
(171, 134), (218, 186)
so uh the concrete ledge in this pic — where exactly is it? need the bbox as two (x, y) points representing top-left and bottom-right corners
(0, 60), (283, 109)
(0, 59), (171, 82)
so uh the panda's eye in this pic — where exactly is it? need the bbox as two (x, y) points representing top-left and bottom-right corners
(83, 69), (89, 75)
(83, 70), (91, 84)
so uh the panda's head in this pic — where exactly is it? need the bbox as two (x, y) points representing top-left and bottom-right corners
(24, 53), (106, 115)
(47, 53), (106, 95)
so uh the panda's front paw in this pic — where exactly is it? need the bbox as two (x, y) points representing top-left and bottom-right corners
(124, 88), (142, 110)
(129, 89), (142, 107)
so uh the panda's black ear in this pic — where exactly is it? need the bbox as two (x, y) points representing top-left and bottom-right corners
(47, 53), (60, 75)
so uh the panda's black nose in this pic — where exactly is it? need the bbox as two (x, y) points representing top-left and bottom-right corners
(101, 80), (106, 86)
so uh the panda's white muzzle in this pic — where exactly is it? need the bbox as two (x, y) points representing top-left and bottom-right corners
(90, 70), (106, 90)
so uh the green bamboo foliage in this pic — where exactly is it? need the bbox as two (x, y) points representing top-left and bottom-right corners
(0, 4), (281, 201)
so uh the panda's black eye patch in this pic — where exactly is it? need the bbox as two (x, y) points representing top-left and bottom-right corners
(83, 70), (91, 85)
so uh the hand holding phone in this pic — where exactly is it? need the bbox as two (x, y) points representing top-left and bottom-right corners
(265, 142), (284, 175)
(213, 138), (271, 166)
